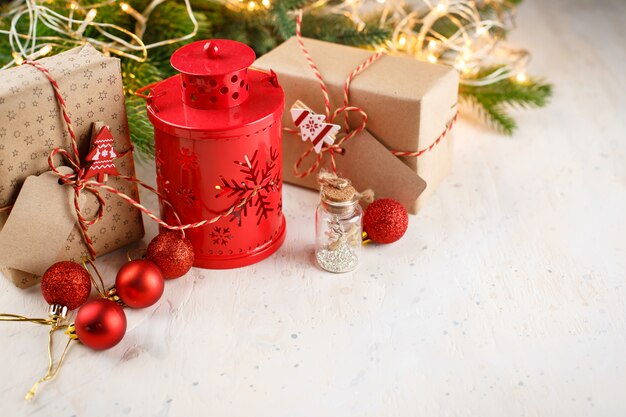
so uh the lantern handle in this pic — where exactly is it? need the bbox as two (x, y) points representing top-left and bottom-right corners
(134, 81), (166, 100)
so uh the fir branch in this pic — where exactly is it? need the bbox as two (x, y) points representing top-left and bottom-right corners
(309, 21), (390, 47)
(270, 0), (313, 40)
(460, 68), (552, 135)
(125, 95), (155, 158)
(462, 94), (517, 134)
(121, 59), (164, 96)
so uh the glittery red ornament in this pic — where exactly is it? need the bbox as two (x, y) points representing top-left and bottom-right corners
(75, 298), (126, 350)
(115, 260), (164, 308)
(146, 231), (194, 279)
(40, 261), (92, 311)
(363, 199), (409, 244)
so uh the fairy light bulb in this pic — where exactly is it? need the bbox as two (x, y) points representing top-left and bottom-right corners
(120, 2), (130, 11)
(12, 51), (24, 65)
(76, 8), (97, 36)
(462, 48), (472, 61)
(248, 1), (256, 10)
(38, 45), (52, 57)
(262, 0), (270, 7)
(428, 40), (437, 50)
(398, 34), (407, 47)
(427, 53), (438, 63)
(436, 2), (448, 14)
(516, 71), (527, 83)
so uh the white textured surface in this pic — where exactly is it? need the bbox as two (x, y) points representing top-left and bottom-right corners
(1, 0), (625, 415)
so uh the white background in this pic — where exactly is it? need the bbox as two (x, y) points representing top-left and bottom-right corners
(1, 0), (625, 415)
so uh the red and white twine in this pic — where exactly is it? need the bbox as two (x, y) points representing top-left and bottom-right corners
(288, 10), (457, 178)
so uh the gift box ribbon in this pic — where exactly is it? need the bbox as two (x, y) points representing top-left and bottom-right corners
(286, 10), (457, 179)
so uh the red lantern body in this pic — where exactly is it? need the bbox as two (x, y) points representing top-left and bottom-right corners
(145, 40), (286, 269)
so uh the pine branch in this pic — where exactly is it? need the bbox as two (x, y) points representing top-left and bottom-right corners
(460, 68), (552, 135)
(462, 94), (517, 134)
(125, 95), (155, 158)
(270, 0), (321, 40)
(312, 23), (390, 47)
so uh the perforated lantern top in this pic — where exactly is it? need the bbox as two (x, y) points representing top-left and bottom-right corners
(170, 39), (256, 110)
(147, 39), (283, 138)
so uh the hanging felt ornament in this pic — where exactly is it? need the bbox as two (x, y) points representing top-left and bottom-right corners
(83, 125), (120, 183)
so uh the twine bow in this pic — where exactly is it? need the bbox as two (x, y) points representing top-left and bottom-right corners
(285, 10), (384, 178)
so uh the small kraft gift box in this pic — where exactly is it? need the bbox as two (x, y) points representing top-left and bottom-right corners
(254, 36), (459, 214)
(0, 44), (144, 288)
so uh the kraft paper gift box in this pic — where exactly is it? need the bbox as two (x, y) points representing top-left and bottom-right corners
(0, 44), (144, 288)
(254, 37), (459, 213)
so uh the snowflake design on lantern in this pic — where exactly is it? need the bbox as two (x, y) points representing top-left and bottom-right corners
(210, 226), (233, 246)
(177, 147), (198, 171)
(155, 150), (170, 195)
(215, 148), (280, 226)
(177, 187), (198, 206)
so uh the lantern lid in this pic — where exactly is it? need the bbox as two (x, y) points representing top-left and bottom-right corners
(170, 39), (256, 78)
(146, 69), (284, 139)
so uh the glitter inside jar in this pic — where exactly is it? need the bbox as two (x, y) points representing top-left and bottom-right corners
(314, 175), (362, 273)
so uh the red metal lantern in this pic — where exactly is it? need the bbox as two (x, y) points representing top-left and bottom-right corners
(144, 39), (286, 269)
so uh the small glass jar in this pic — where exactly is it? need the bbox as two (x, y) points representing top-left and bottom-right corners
(315, 192), (362, 273)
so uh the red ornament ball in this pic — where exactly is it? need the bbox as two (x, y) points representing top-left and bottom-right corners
(40, 261), (91, 311)
(115, 260), (164, 308)
(363, 198), (409, 244)
(146, 231), (194, 279)
(75, 298), (126, 350)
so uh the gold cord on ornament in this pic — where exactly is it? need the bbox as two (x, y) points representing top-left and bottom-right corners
(81, 257), (107, 298)
(25, 326), (74, 400)
(82, 257), (123, 304)
(126, 247), (146, 262)
(0, 314), (55, 325)
(0, 313), (74, 399)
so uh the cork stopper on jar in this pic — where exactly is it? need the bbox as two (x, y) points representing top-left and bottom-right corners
(321, 183), (357, 203)
(319, 173), (358, 214)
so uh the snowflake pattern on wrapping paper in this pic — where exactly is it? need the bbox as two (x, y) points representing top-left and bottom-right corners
(216, 148), (280, 226)
(177, 147), (198, 171)
(210, 226), (233, 246)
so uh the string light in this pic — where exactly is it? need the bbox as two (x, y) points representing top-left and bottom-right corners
(325, 0), (530, 86)
(75, 9), (97, 37)
(515, 72), (527, 83)
(0, 0), (199, 69)
(398, 34), (407, 47)
(120, 2), (146, 24)
(11, 52), (24, 66)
